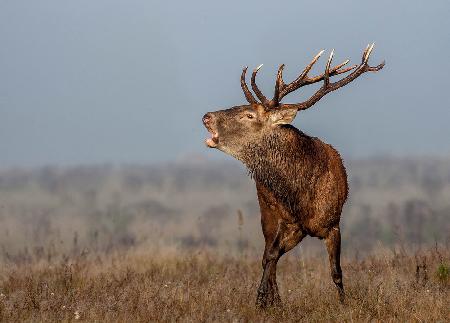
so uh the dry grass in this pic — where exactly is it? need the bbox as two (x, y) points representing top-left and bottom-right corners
(0, 247), (448, 322)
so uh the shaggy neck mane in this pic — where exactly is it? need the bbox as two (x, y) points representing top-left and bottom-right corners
(239, 126), (329, 216)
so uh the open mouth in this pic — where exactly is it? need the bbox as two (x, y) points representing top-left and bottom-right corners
(203, 123), (219, 148)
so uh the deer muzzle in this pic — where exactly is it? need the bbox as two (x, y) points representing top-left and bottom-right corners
(202, 113), (219, 148)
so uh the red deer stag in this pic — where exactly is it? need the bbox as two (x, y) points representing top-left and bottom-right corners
(202, 44), (384, 308)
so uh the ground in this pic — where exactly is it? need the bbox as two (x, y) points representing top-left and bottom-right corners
(0, 247), (448, 322)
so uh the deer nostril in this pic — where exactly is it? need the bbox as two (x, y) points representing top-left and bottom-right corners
(202, 113), (212, 125)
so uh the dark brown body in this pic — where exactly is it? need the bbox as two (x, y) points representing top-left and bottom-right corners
(241, 125), (347, 307)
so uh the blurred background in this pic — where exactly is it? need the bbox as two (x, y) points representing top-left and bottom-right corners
(0, 1), (449, 260)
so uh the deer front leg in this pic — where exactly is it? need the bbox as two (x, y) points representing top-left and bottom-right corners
(256, 225), (282, 309)
(256, 221), (305, 309)
(256, 255), (281, 308)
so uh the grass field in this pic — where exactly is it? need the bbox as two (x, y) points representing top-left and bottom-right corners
(0, 161), (449, 321)
(0, 246), (448, 322)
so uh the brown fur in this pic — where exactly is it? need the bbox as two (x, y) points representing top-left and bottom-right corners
(242, 125), (348, 234)
(243, 124), (347, 307)
(203, 47), (383, 308)
(203, 106), (347, 308)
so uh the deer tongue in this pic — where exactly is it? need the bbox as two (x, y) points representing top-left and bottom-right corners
(205, 132), (219, 148)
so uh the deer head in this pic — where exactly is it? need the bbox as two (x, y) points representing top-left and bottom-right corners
(203, 44), (385, 158)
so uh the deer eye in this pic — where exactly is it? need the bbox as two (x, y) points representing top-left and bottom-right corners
(246, 114), (254, 119)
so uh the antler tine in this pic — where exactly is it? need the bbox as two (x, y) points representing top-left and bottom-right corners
(361, 44), (370, 63)
(363, 43), (375, 63)
(296, 49), (325, 83)
(333, 59), (350, 71)
(361, 43), (372, 63)
(305, 62), (358, 84)
(241, 67), (258, 104)
(273, 64), (285, 103)
(251, 64), (271, 108)
(363, 43), (385, 71)
(324, 49), (334, 87)
(277, 50), (324, 100)
(282, 44), (385, 111)
(368, 60), (386, 72)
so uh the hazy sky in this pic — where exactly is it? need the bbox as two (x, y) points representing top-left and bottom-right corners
(1, 1), (449, 167)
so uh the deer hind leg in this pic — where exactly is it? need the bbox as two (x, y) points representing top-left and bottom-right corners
(256, 221), (304, 309)
(324, 226), (345, 303)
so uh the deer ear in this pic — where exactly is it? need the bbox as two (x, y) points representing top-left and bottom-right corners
(269, 107), (297, 126)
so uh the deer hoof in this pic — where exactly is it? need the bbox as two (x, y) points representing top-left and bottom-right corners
(256, 290), (282, 309)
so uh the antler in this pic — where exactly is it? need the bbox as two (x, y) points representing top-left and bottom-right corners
(240, 44), (385, 110)
(272, 50), (357, 105)
(282, 43), (385, 111)
(241, 67), (257, 104)
(251, 64), (272, 107)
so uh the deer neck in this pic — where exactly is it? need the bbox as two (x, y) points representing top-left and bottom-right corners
(241, 128), (302, 191)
